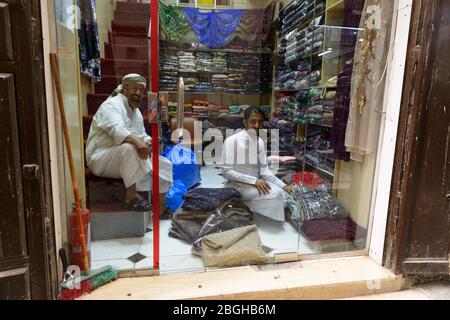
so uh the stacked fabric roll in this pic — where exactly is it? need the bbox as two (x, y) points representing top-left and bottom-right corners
(275, 61), (311, 91)
(241, 55), (262, 92)
(196, 52), (213, 73)
(178, 51), (196, 73)
(168, 101), (177, 117)
(260, 55), (273, 92)
(207, 103), (220, 117)
(212, 52), (228, 73)
(218, 105), (229, 117)
(227, 73), (244, 93)
(212, 74), (228, 91)
(279, 0), (325, 38)
(184, 103), (193, 117)
(159, 54), (179, 91)
(192, 99), (209, 117)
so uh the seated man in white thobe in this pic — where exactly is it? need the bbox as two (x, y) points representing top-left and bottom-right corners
(222, 106), (293, 222)
(86, 74), (173, 211)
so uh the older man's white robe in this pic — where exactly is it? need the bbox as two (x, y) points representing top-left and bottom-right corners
(222, 130), (286, 221)
(85, 94), (173, 193)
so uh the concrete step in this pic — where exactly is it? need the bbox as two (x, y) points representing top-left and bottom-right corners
(91, 208), (151, 241)
(79, 256), (403, 300)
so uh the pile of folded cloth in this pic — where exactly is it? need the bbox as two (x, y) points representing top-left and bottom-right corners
(275, 61), (311, 91)
(178, 51), (196, 73)
(307, 86), (336, 127)
(184, 103), (193, 117)
(260, 55), (274, 92)
(212, 52), (228, 73)
(192, 81), (212, 92)
(258, 105), (272, 117)
(168, 187), (255, 253)
(227, 73), (244, 93)
(279, 0), (325, 38)
(183, 77), (198, 91)
(274, 119), (296, 155)
(241, 55), (262, 92)
(218, 105), (229, 117)
(212, 74), (229, 91)
(192, 99), (209, 117)
(196, 52), (213, 73)
(159, 54), (179, 91)
(168, 101), (177, 117)
(207, 103), (220, 117)
(228, 105), (241, 116)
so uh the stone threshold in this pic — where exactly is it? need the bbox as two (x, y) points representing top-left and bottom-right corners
(79, 256), (403, 300)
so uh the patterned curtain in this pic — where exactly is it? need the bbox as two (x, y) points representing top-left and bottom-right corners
(159, 1), (190, 42)
(77, 0), (101, 81)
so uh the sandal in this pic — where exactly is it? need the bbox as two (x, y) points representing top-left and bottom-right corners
(123, 194), (152, 212)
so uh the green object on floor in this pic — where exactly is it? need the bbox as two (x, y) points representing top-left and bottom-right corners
(61, 265), (118, 290)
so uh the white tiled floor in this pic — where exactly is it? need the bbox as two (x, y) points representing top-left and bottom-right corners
(90, 165), (345, 274)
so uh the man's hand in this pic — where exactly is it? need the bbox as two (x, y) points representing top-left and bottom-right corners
(124, 135), (151, 160)
(283, 184), (295, 194)
(135, 139), (151, 160)
(255, 179), (271, 195)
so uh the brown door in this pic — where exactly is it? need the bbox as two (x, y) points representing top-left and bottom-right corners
(0, 0), (57, 299)
(385, 0), (450, 276)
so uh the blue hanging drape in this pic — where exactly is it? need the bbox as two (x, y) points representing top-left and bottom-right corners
(182, 7), (244, 48)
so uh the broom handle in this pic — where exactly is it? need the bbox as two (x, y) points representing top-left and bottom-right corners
(50, 53), (89, 271)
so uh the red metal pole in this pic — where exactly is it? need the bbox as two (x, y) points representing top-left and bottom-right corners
(150, 0), (159, 270)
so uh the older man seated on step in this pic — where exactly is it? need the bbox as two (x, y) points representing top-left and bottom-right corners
(86, 73), (173, 211)
(222, 106), (294, 222)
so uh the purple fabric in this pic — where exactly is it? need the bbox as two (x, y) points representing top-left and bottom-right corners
(301, 217), (367, 241)
(239, 1), (275, 46)
(331, 0), (365, 160)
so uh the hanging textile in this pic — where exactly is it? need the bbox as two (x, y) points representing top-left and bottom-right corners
(345, 0), (395, 162)
(238, 1), (275, 47)
(182, 7), (244, 48)
(77, 0), (101, 81)
(159, 1), (190, 42)
(331, 0), (365, 161)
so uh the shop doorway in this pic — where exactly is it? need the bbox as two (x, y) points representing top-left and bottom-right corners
(55, 0), (397, 275)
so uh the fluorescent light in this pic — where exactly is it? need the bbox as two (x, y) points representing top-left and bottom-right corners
(318, 50), (333, 57)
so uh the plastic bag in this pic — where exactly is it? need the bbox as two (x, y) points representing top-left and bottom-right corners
(163, 143), (202, 212)
(287, 184), (349, 229)
(162, 143), (201, 190)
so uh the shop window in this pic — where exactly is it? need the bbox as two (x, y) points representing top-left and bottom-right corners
(53, 0), (397, 276)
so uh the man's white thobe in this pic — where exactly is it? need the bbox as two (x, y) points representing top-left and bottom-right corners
(222, 130), (286, 221)
(86, 94), (173, 193)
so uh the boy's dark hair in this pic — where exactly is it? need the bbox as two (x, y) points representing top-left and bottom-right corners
(243, 106), (265, 120)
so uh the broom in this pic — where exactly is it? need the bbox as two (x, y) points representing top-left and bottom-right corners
(58, 248), (118, 300)
(50, 53), (118, 299)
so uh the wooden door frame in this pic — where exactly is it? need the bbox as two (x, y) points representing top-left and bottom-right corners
(6, 0), (58, 298)
(383, 0), (449, 275)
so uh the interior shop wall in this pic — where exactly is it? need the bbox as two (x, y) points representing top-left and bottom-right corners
(54, 0), (87, 216)
(334, 156), (376, 228)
